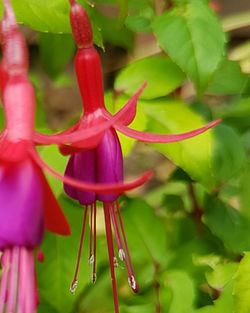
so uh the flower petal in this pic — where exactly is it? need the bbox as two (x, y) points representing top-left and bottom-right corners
(115, 119), (221, 143)
(0, 159), (44, 249)
(29, 148), (153, 194)
(36, 162), (71, 236)
(104, 82), (147, 126)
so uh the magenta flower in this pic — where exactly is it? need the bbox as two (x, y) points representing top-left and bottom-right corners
(55, 1), (221, 313)
(0, 2), (153, 311)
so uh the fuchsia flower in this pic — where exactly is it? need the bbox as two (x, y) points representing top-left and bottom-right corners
(53, 1), (221, 313)
(0, 2), (71, 312)
(0, 0), (220, 312)
(0, 1), (150, 312)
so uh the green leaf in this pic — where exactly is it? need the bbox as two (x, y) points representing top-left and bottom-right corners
(234, 252), (250, 313)
(37, 196), (89, 313)
(152, 1), (225, 93)
(207, 60), (249, 95)
(193, 281), (234, 313)
(115, 56), (185, 99)
(143, 99), (245, 190)
(222, 97), (250, 133)
(160, 270), (196, 313)
(0, 0), (70, 33)
(120, 304), (155, 313)
(192, 307), (214, 313)
(38, 302), (59, 313)
(240, 161), (250, 219)
(203, 196), (250, 253)
(0, 1), (103, 47)
(94, 10), (133, 50)
(123, 198), (168, 266)
(206, 263), (238, 290)
(213, 282), (234, 312)
(210, 124), (246, 185)
(39, 33), (75, 78)
(125, 6), (154, 33)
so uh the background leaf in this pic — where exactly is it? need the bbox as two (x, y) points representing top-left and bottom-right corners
(160, 270), (196, 313)
(203, 196), (250, 253)
(207, 59), (249, 96)
(115, 56), (185, 99)
(142, 99), (245, 190)
(234, 253), (250, 313)
(39, 33), (75, 78)
(153, 1), (225, 94)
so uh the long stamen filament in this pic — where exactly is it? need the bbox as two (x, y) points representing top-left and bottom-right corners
(89, 204), (94, 265)
(0, 249), (11, 313)
(24, 249), (36, 312)
(110, 203), (125, 260)
(70, 205), (89, 293)
(92, 202), (97, 284)
(6, 247), (19, 313)
(115, 201), (139, 293)
(103, 203), (119, 313)
(110, 204), (135, 289)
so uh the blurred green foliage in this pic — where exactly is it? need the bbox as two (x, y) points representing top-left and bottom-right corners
(1, 0), (250, 312)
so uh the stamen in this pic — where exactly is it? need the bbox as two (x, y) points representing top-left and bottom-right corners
(89, 204), (93, 264)
(113, 257), (118, 268)
(70, 205), (89, 293)
(24, 249), (36, 313)
(89, 255), (94, 265)
(128, 275), (137, 292)
(103, 203), (120, 313)
(118, 249), (125, 261)
(0, 249), (11, 313)
(93, 202), (97, 284)
(70, 280), (78, 294)
(110, 203), (135, 285)
(6, 247), (19, 313)
(110, 203), (123, 254)
(16, 247), (36, 313)
(115, 201), (139, 293)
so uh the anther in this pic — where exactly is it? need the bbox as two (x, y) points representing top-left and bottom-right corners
(113, 257), (118, 268)
(118, 249), (125, 261)
(70, 280), (78, 294)
(128, 275), (139, 293)
(89, 254), (94, 265)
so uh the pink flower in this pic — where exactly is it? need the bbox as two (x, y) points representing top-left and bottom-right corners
(55, 1), (221, 313)
(0, 2), (152, 311)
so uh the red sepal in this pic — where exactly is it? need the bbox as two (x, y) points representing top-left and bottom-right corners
(35, 161), (71, 236)
(0, 138), (30, 162)
(115, 119), (221, 143)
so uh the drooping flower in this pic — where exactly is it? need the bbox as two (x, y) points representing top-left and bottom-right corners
(0, 2), (151, 312)
(59, 1), (221, 313)
(0, 2), (71, 311)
